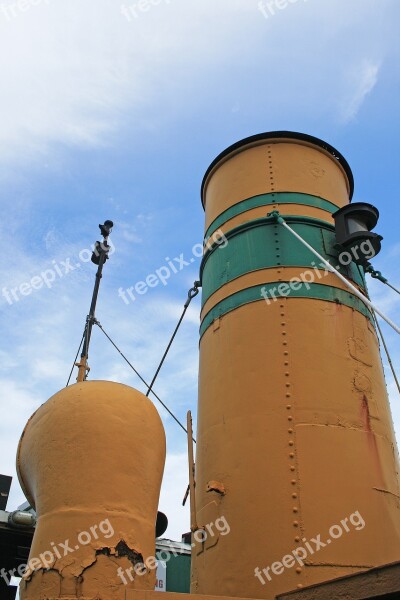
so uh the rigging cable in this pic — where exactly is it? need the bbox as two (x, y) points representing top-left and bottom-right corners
(373, 312), (400, 397)
(268, 211), (400, 334)
(65, 280), (201, 440)
(365, 265), (400, 298)
(355, 261), (399, 397)
(385, 280), (400, 296)
(94, 317), (196, 442)
(145, 282), (201, 398)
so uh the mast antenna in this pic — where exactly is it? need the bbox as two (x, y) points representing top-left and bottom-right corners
(75, 220), (114, 382)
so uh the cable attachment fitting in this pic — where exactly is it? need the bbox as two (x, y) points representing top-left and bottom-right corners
(365, 263), (388, 284)
(267, 210), (285, 224)
(185, 281), (201, 308)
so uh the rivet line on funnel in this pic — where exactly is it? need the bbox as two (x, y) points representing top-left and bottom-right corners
(267, 145), (275, 193)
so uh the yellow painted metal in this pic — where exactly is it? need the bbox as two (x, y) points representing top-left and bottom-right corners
(212, 203), (333, 239)
(187, 411), (198, 533)
(17, 381), (166, 599)
(193, 134), (400, 599)
(202, 137), (351, 232)
(200, 267), (364, 322)
(75, 355), (90, 382)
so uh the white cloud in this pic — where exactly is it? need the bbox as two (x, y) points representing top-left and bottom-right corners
(159, 452), (190, 541)
(0, 0), (395, 167)
(119, 221), (143, 244)
(340, 60), (381, 123)
(0, 0), (256, 165)
(0, 380), (41, 511)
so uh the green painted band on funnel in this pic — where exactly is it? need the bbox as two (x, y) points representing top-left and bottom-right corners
(205, 192), (338, 240)
(201, 216), (367, 307)
(199, 282), (374, 338)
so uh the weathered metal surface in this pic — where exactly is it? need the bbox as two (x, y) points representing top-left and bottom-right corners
(16, 381), (166, 599)
(193, 133), (400, 599)
(204, 192), (338, 240)
(201, 133), (352, 231)
(201, 217), (366, 304)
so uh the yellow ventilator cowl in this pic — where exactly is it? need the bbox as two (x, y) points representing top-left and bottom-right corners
(17, 380), (166, 600)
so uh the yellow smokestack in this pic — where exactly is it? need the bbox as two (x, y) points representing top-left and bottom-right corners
(192, 132), (400, 598)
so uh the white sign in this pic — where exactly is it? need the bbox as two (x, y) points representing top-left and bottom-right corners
(155, 560), (167, 592)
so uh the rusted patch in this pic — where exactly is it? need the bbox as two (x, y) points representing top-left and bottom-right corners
(206, 481), (226, 495)
(360, 395), (372, 434)
(360, 395), (384, 486)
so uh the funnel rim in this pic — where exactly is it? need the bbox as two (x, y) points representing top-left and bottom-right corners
(201, 131), (354, 207)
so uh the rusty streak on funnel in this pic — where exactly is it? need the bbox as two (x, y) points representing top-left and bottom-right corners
(192, 132), (400, 598)
(17, 381), (166, 599)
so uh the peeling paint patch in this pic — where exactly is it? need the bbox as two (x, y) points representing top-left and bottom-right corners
(206, 481), (226, 495)
(115, 540), (144, 567)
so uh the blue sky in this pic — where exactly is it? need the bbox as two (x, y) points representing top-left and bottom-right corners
(0, 0), (399, 543)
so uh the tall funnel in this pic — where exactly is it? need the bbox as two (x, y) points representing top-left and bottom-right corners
(192, 132), (400, 598)
(17, 381), (166, 599)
